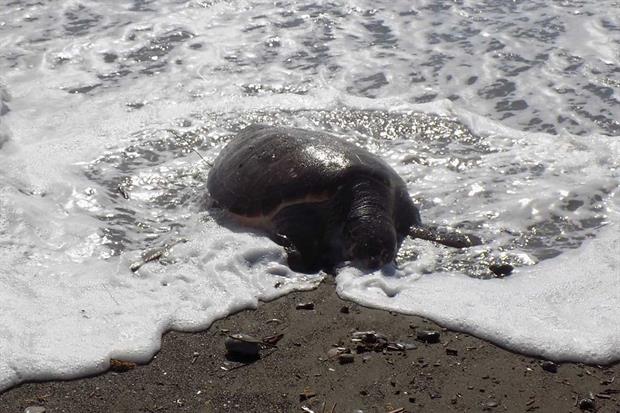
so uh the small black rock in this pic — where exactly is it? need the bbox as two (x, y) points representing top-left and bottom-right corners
(489, 264), (514, 277)
(417, 330), (441, 344)
(446, 348), (458, 356)
(541, 360), (558, 373)
(578, 397), (595, 411)
(338, 353), (355, 364)
(296, 302), (315, 310)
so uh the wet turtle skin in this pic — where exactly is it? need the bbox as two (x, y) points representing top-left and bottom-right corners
(207, 124), (423, 272)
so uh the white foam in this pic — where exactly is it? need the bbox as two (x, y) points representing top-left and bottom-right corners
(333, 105), (620, 363)
(0, 191), (321, 391)
(337, 193), (620, 363)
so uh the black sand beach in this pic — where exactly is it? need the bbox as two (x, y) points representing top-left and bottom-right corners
(1, 279), (618, 413)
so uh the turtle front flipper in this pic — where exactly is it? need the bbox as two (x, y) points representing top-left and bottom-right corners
(270, 202), (331, 273)
(270, 233), (307, 273)
(409, 225), (482, 249)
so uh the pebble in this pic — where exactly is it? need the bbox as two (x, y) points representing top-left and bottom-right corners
(352, 331), (386, 343)
(578, 397), (595, 411)
(24, 407), (46, 413)
(109, 359), (137, 372)
(338, 353), (355, 364)
(296, 302), (315, 310)
(489, 264), (514, 277)
(416, 330), (441, 344)
(326, 347), (347, 359)
(225, 334), (261, 357)
(299, 388), (316, 401)
(482, 401), (499, 410)
(387, 342), (417, 351)
(541, 360), (558, 373)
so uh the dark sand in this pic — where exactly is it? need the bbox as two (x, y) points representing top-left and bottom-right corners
(1, 278), (618, 413)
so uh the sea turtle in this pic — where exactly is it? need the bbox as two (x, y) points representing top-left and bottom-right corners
(207, 124), (481, 273)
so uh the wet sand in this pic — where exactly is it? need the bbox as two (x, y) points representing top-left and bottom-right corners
(1, 278), (618, 413)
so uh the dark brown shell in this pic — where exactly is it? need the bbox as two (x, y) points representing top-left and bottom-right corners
(207, 125), (408, 217)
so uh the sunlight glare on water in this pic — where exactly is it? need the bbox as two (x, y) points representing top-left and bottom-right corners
(0, 0), (618, 391)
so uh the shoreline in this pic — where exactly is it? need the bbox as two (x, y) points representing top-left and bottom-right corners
(1, 279), (618, 412)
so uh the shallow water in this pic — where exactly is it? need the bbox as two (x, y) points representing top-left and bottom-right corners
(0, 0), (619, 391)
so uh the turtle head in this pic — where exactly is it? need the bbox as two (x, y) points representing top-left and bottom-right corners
(343, 216), (397, 270)
(339, 177), (399, 270)
(344, 223), (396, 270)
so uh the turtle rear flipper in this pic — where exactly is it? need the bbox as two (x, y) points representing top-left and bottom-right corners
(409, 225), (482, 249)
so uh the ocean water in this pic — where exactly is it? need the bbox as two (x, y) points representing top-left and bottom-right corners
(0, 0), (619, 391)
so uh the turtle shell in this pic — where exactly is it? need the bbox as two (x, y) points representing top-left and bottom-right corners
(207, 124), (407, 217)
